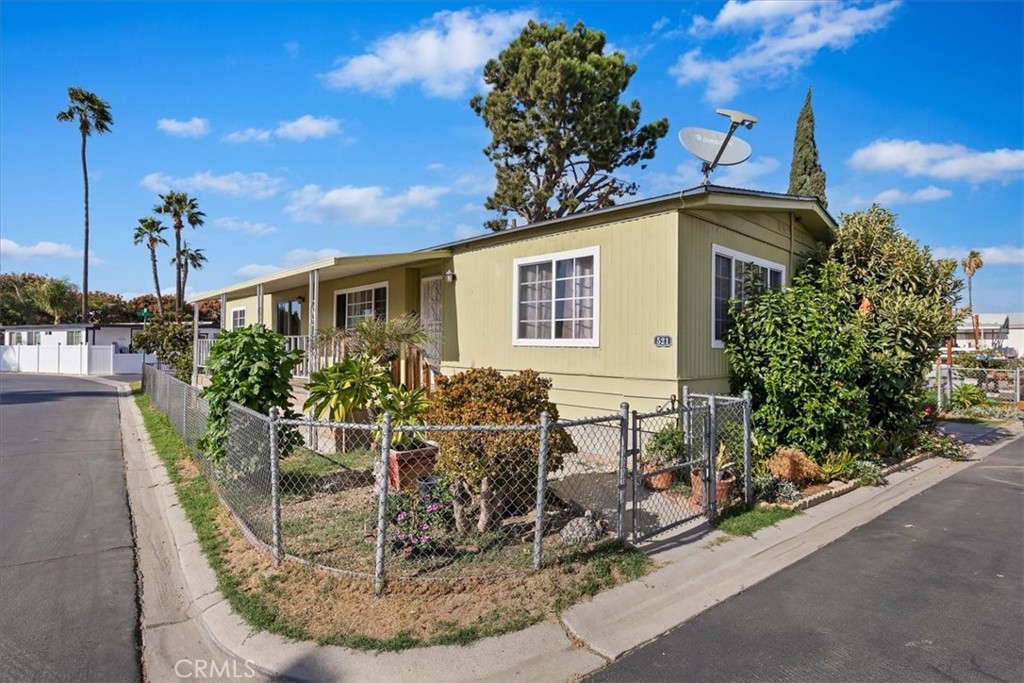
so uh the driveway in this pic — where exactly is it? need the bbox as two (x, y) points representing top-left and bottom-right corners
(588, 438), (1024, 682)
(0, 374), (140, 682)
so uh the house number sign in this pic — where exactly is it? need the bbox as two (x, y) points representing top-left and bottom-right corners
(654, 335), (673, 347)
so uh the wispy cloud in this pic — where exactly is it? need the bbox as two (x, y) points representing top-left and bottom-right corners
(157, 117), (210, 138)
(322, 9), (535, 97)
(222, 127), (271, 144)
(213, 217), (280, 236)
(236, 247), (348, 278)
(649, 155), (781, 192)
(286, 183), (448, 224)
(141, 171), (285, 199)
(673, 1), (900, 102)
(0, 238), (102, 265)
(274, 115), (340, 141)
(849, 139), (1024, 183)
(235, 263), (279, 278)
(932, 245), (1024, 265)
(284, 40), (300, 58)
(454, 223), (480, 239)
(871, 185), (952, 204)
(651, 16), (670, 32)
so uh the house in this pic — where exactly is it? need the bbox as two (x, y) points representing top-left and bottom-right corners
(952, 313), (1024, 356)
(189, 185), (836, 418)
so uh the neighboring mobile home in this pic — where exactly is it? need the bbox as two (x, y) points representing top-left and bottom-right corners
(190, 185), (836, 418)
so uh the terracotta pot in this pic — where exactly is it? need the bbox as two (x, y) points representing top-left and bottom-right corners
(690, 468), (736, 505)
(642, 465), (676, 491)
(387, 442), (439, 492)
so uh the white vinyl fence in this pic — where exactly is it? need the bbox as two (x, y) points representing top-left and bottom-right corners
(0, 344), (155, 376)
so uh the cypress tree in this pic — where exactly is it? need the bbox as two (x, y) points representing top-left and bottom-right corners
(787, 87), (828, 208)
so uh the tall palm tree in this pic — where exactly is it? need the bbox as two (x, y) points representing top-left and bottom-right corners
(57, 86), (113, 323)
(173, 241), (207, 300)
(133, 217), (168, 318)
(961, 250), (984, 348)
(154, 192), (205, 319)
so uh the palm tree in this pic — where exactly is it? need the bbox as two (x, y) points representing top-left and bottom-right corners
(57, 86), (113, 323)
(961, 250), (984, 349)
(29, 277), (79, 324)
(154, 192), (205, 319)
(133, 217), (168, 318)
(173, 241), (207, 300)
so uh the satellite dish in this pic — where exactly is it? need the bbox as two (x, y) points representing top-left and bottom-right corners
(678, 108), (759, 185)
(679, 127), (752, 166)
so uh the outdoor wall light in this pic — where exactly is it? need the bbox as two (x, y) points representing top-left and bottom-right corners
(296, 295), (306, 304)
(444, 269), (457, 283)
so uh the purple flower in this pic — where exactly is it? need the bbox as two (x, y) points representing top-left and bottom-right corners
(397, 512), (407, 522)
(421, 523), (430, 531)
(426, 503), (440, 513)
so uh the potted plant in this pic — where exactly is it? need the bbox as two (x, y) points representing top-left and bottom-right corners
(303, 352), (391, 452)
(691, 442), (738, 505)
(376, 385), (437, 492)
(643, 425), (686, 491)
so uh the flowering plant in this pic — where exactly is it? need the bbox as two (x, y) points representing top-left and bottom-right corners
(386, 490), (453, 552)
(920, 428), (973, 461)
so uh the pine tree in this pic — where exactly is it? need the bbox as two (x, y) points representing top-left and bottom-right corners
(787, 87), (827, 208)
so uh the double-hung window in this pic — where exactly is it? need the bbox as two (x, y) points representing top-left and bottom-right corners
(231, 307), (246, 330)
(712, 245), (785, 347)
(67, 330), (83, 345)
(26, 331), (41, 346)
(335, 283), (388, 330)
(513, 247), (599, 347)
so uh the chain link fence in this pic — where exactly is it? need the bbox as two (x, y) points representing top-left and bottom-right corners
(142, 365), (751, 593)
(929, 365), (1022, 411)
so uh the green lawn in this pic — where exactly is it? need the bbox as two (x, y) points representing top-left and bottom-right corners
(716, 504), (800, 537)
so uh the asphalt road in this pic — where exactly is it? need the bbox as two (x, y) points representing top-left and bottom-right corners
(589, 438), (1024, 683)
(0, 374), (141, 683)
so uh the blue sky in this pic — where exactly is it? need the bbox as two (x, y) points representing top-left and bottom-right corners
(2, 1), (1022, 311)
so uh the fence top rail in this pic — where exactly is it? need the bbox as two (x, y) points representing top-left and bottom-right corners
(553, 413), (622, 428)
(687, 393), (746, 404)
(277, 415), (543, 433)
(228, 401), (272, 421)
(633, 403), (710, 422)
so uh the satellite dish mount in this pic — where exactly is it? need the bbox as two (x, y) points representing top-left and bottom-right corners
(679, 108), (758, 185)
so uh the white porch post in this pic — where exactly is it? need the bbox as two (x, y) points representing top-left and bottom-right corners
(219, 294), (227, 332)
(308, 269), (319, 373)
(256, 284), (265, 327)
(192, 303), (200, 384)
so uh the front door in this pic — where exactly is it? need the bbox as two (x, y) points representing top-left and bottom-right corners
(419, 276), (442, 371)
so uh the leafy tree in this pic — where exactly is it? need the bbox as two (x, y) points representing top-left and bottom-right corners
(154, 192), (205, 319)
(133, 217), (169, 318)
(131, 320), (193, 381)
(176, 241), (207, 297)
(87, 291), (132, 323)
(28, 277), (79, 324)
(0, 273), (46, 324)
(198, 327), (304, 464)
(961, 249), (984, 348)
(787, 87), (827, 208)
(470, 20), (669, 231)
(57, 86), (113, 323)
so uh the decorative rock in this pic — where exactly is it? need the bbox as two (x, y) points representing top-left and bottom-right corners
(560, 510), (601, 545)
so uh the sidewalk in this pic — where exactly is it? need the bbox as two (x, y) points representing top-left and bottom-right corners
(109, 377), (1022, 683)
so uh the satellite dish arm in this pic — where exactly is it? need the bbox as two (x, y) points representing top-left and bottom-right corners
(702, 121), (742, 184)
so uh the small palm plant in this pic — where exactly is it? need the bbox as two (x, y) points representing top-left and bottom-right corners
(376, 385), (431, 450)
(304, 352), (392, 453)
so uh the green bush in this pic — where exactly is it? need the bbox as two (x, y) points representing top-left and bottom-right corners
(644, 425), (685, 466)
(133, 320), (193, 382)
(950, 383), (986, 410)
(303, 352), (391, 422)
(198, 327), (304, 464)
(425, 368), (575, 534)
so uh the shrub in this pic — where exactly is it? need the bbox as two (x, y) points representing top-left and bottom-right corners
(752, 474), (800, 504)
(133, 320), (193, 382)
(303, 352), (391, 422)
(847, 460), (885, 487)
(426, 368), (575, 534)
(377, 385), (431, 450)
(950, 383), (986, 410)
(644, 425), (685, 466)
(198, 327), (304, 464)
(768, 447), (823, 488)
(819, 450), (857, 481)
(920, 428), (973, 461)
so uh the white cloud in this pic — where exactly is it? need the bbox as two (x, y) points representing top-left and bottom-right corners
(284, 40), (300, 58)
(222, 127), (271, 144)
(650, 155), (781, 192)
(141, 171), (285, 199)
(0, 238), (78, 259)
(931, 246), (1024, 265)
(871, 185), (952, 204)
(454, 223), (480, 239)
(274, 115), (340, 142)
(651, 16), (670, 32)
(286, 183), (449, 224)
(426, 162), (447, 172)
(674, 1), (900, 102)
(322, 9), (535, 97)
(157, 117), (210, 138)
(236, 263), (279, 278)
(849, 139), (1024, 183)
(282, 248), (347, 265)
(213, 217), (280, 236)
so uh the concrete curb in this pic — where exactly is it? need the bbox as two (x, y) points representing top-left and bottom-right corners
(108, 377), (1024, 683)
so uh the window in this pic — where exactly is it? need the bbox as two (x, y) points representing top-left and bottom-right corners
(712, 245), (785, 347)
(9, 332), (23, 345)
(231, 307), (246, 330)
(335, 283), (388, 330)
(67, 330), (83, 345)
(513, 247), (599, 347)
(26, 331), (41, 346)
(276, 299), (303, 336)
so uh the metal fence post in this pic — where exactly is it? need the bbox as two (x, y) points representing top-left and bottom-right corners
(533, 411), (550, 571)
(682, 385), (691, 456)
(374, 412), (392, 596)
(707, 396), (718, 524)
(616, 403), (629, 545)
(933, 362), (942, 412)
(631, 410), (640, 544)
(1016, 368), (1021, 402)
(268, 407), (282, 566)
(742, 390), (753, 506)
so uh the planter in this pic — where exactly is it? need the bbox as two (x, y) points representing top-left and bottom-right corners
(690, 467), (736, 505)
(642, 465), (676, 491)
(387, 442), (439, 493)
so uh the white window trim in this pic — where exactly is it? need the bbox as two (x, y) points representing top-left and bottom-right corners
(230, 306), (246, 330)
(333, 281), (389, 329)
(711, 244), (786, 349)
(512, 246), (600, 348)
